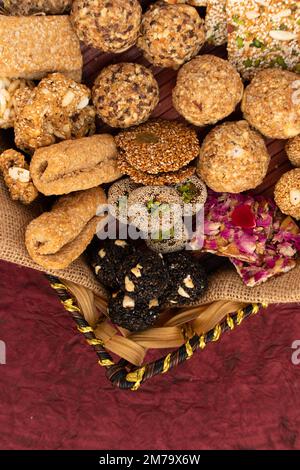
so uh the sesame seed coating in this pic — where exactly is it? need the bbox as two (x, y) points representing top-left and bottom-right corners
(286, 135), (300, 167)
(117, 154), (196, 185)
(71, 0), (142, 53)
(3, 0), (72, 15)
(172, 55), (244, 127)
(242, 68), (300, 139)
(137, 1), (205, 69)
(198, 120), (270, 193)
(227, 0), (300, 80)
(205, 1), (227, 46)
(92, 63), (159, 129)
(274, 169), (300, 220)
(115, 119), (200, 174)
(0, 16), (82, 81)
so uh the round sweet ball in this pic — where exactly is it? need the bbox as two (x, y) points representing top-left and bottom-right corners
(172, 55), (244, 127)
(137, 1), (205, 70)
(274, 169), (300, 220)
(92, 63), (159, 128)
(242, 69), (300, 140)
(197, 120), (270, 193)
(71, 0), (142, 53)
(286, 136), (300, 168)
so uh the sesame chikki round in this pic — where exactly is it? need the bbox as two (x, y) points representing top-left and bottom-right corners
(137, 1), (205, 70)
(71, 0), (142, 53)
(115, 120), (200, 174)
(172, 55), (244, 127)
(286, 136), (300, 168)
(242, 68), (300, 139)
(274, 169), (300, 220)
(117, 155), (196, 186)
(92, 63), (159, 129)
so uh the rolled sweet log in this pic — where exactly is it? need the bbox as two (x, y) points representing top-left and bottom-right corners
(0, 16), (82, 81)
(25, 187), (107, 270)
(30, 134), (122, 196)
(2, 1), (72, 15)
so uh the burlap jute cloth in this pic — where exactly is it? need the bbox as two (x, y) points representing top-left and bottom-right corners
(1, 178), (300, 304)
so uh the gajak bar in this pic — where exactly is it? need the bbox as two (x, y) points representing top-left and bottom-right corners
(0, 15), (82, 81)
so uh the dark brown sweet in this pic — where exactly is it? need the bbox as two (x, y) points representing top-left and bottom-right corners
(164, 252), (208, 305)
(117, 251), (169, 301)
(107, 290), (161, 332)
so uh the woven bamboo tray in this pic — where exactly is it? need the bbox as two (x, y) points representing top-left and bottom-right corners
(43, 1), (294, 389)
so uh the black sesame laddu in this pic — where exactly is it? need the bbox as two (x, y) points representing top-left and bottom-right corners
(87, 238), (135, 290)
(117, 251), (169, 301)
(164, 252), (208, 306)
(107, 291), (161, 332)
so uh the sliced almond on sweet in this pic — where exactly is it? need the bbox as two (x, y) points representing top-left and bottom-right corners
(115, 240), (127, 247)
(95, 265), (101, 275)
(99, 249), (106, 258)
(269, 30), (296, 41)
(77, 96), (89, 110)
(123, 295), (135, 308)
(290, 189), (300, 206)
(149, 298), (159, 308)
(125, 276), (135, 292)
(62, 90), (75, 107)
(183, 275), (195, 289)
(178, 287), (190, 298)
(131, 264), (143, 278)
(8, 167), (30, 183)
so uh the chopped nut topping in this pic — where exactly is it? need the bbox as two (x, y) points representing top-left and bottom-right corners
(125, 276), (135, 292)
(62, 90), (75, 107)
(290, 189), (300, 206)
(122, 295), (135, 308)
(99, 249), (106, 258)
(131, 264), (143, 278)
(178, 286), (191, 298)
(183, 275), (195, 289)
(95, 265), (101, 275)
(8, 166), (30, 183)
(114, 240), (127, 247)
(149, 298), (159, 308)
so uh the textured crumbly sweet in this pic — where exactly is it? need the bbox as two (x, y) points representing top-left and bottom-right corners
(25, 187), (107, 270)
(108, 178), (141, 224)
(174, 174), (207, 215)
(3, 0), (72, 15)
(137, 1), (205, 69)
(198, 121), (270, 193)
(71, 0), (142, 53)
(172, 55), (243, 127)
(227, 0), (300, 80)
(286, 135), (300, 167)
(30, 134), (122, 196)
(0, 16), (82, 81)
(146, 225), (188, 254)
(127, 185), (183, 233)
(205, 0), (227, 46)
(107, 290), (161, 332)
(0, 149), (38, 204)
(164, 252), (208, 305)
(92, 63), (159, 128)
(0, 78), (34, 129)
(115, 120), (200, 174)
(14, 73), (95, 153)
(117, 155), (196, 185)
(117, 251), (169, 301)
(88, 238), (136, 290)
(274, 169), (300, 220)
(242, 69), (300, 139)
(163, 1), (207, 5)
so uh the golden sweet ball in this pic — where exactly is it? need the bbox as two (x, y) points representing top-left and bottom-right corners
(137, 1), (205, 69)
(274, 169), (300, 220)
(92, 63), (159, 128)
(172, 55), (244, 127)
(197, 120), (270, 193)
(71, 0), (142, 53)
(242, 69), (300, 140)
(286, 136), (300, 168)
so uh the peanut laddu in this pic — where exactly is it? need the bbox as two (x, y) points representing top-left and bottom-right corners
(14, 73), (96, 153)
(0, 149), (38, 204)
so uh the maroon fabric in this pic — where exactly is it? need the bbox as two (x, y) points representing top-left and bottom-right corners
(0, 260), (300, 450)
